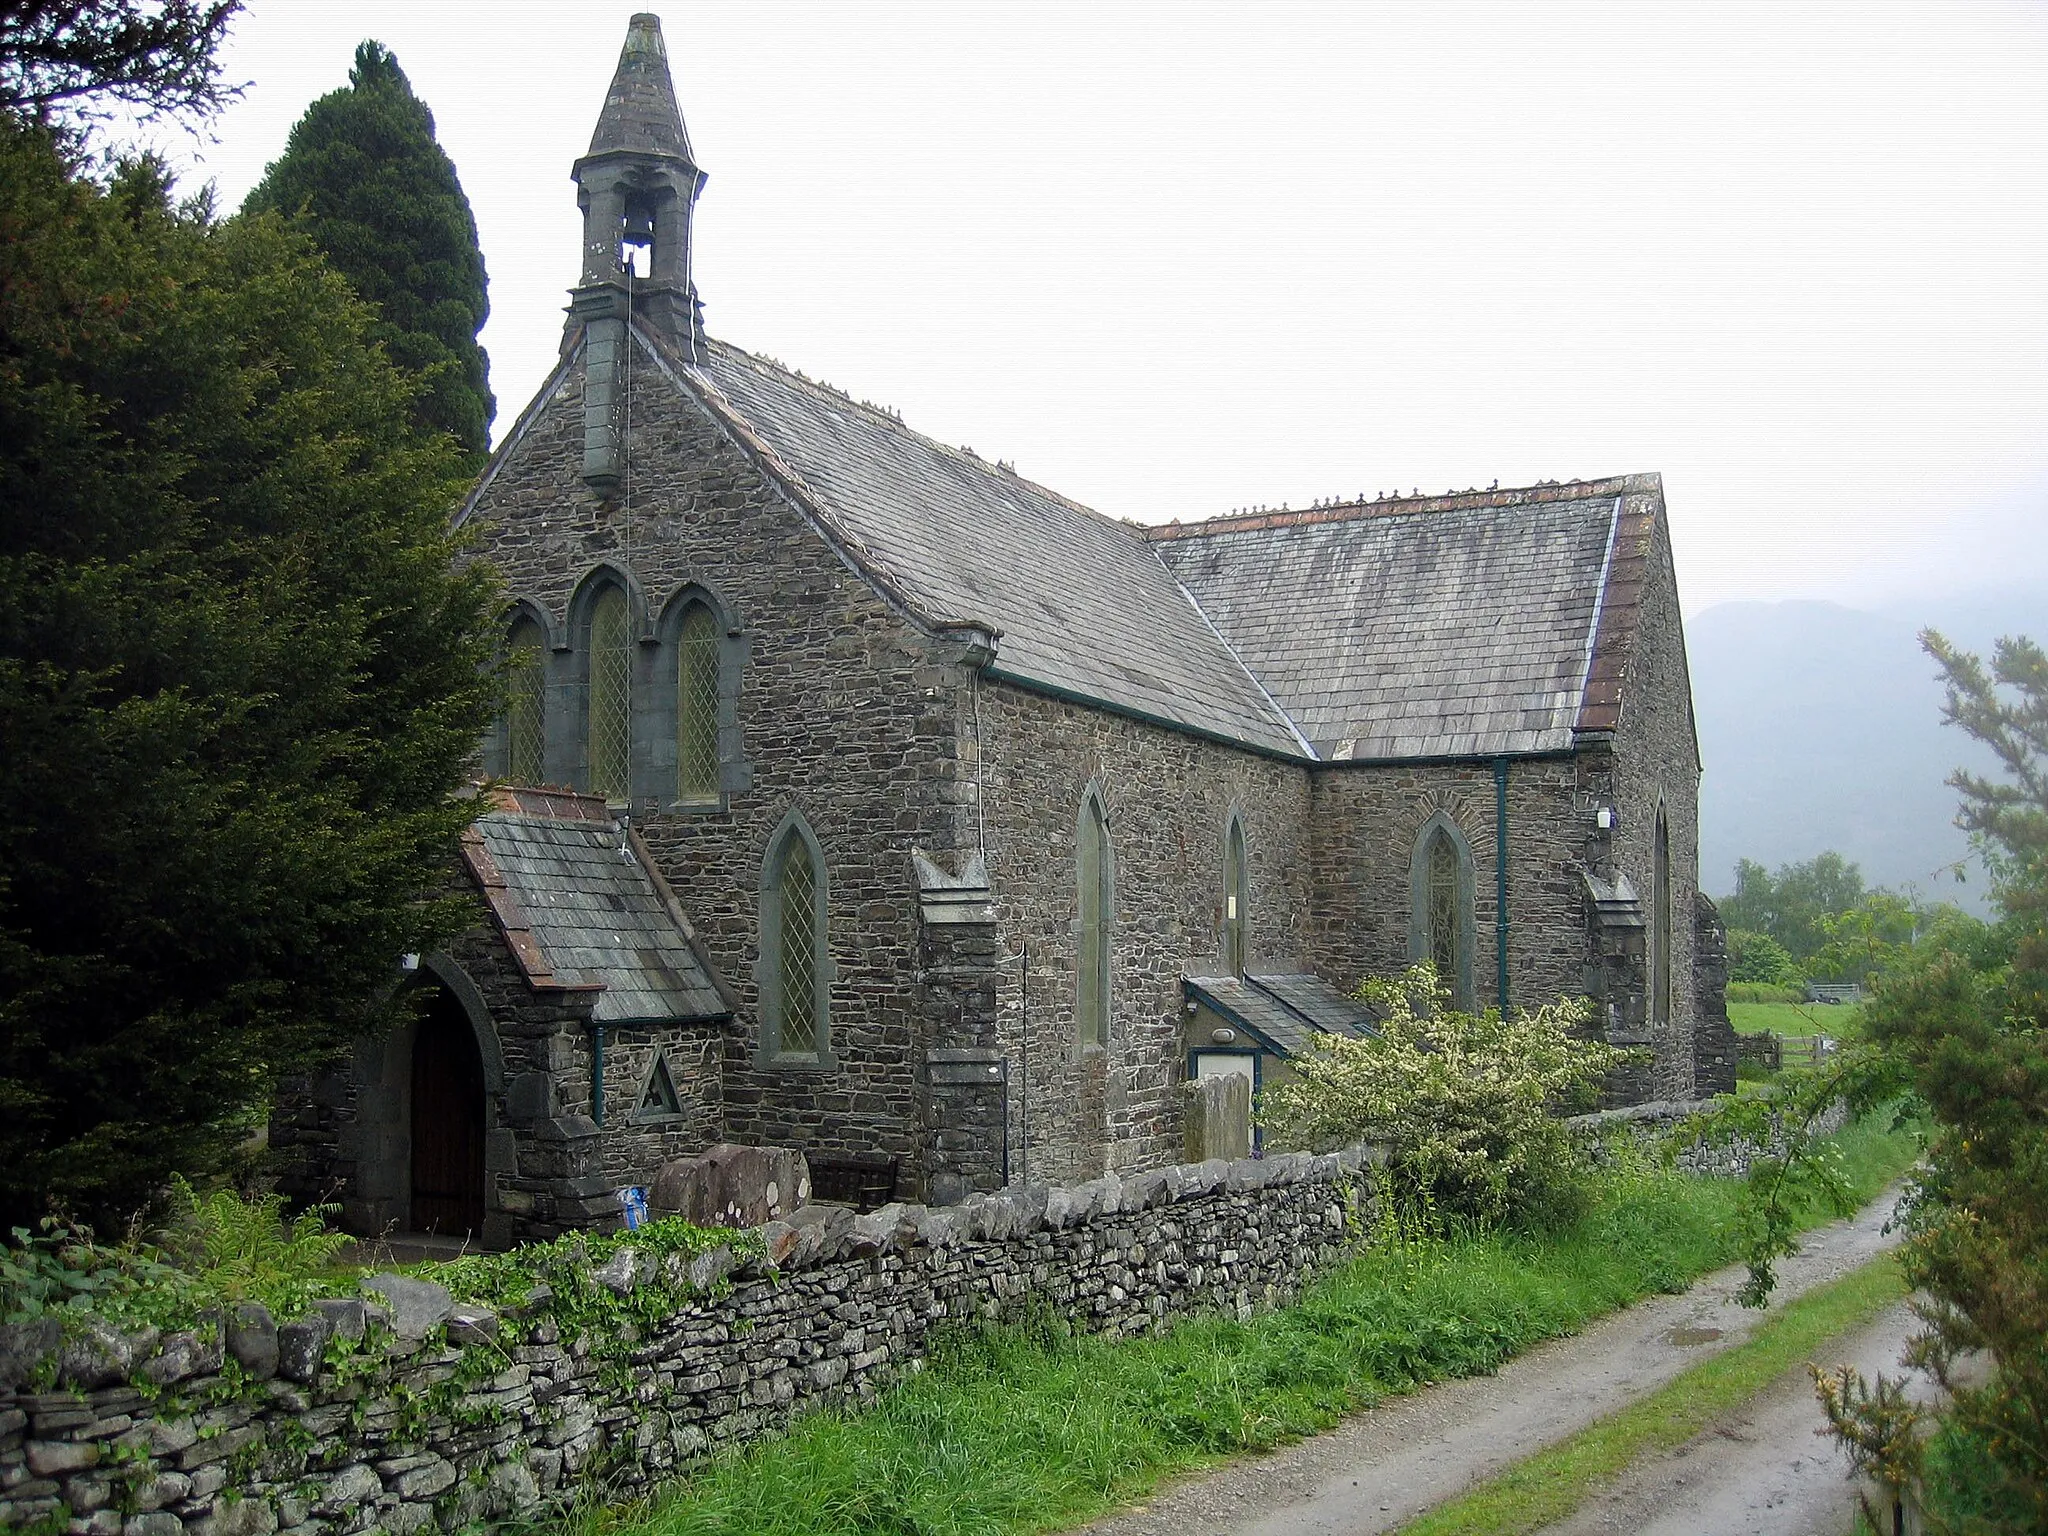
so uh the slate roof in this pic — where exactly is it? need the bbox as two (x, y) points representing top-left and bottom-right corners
(460, 787), (728, 1024)
(662, 339), (1312, 759)
(1150, 481), (1652, 760)
(1185, 973), (1376, 1058)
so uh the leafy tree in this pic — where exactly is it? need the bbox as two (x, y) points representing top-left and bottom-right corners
(244, 41), (494, 469)
(1260, 965), (1639, 1228)
(1726, 928), (1802, 988)
(1720, 632), (2046, 1532)
(1806, 889), (1918, 984)
(1720, 851), (1867, 963)
(0, 120), (500, 1229)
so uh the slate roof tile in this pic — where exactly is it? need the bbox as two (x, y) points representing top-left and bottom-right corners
(667, 340), (1312, 760)
(1152, 488), (1631, 760)
(462, 791), (727, 1024)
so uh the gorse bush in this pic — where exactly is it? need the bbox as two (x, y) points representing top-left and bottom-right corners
(1260, 965), (1641, 1228)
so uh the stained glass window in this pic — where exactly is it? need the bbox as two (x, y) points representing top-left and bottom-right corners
(588, 586), (632, 801)
(676, 603), (719, 801)
(774, 833), (820, 1054)
(505, 617), (545, 785)
(1427, 827), (1460, 986)
(1077, 794), (1111, 1047)
(1223, 817), (1248, 975)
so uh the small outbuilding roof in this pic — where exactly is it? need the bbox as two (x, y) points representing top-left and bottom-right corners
(1184, 972), (1377, 1058)
(460, 787), (728, 1024)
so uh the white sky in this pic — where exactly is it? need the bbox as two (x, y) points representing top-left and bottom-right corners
(136, 0), (2048, 617)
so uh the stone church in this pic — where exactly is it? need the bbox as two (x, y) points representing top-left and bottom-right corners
(277, 14), (1733, 1249)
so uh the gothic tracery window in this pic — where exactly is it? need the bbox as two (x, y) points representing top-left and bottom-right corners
(675, 601), (719, 801)
(1653, 804), (1673, 1025)
(1222, 814), (1249, 975)
(1410, 815), (1474, 1010)
(505, 616), (546, 785)
(587, 585), (632, 801)
(761, 814), (828, 1062)
(1076, 790), (1112, 1048)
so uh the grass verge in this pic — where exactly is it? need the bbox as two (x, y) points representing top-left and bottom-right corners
(1396, 1253), (1907, 1536)
(1728, 1000), (1861, 1039)
(575, 1113), (1919, 1536)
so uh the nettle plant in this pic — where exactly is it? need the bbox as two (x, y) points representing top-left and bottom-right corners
(1261, 964), (1640, 1229)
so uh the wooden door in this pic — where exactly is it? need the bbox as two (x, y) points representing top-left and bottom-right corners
(410, 988), (485, 1237)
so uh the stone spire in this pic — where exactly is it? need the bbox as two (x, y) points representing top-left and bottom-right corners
(569, 13), (707, 486)
(586, 12), (695, 163)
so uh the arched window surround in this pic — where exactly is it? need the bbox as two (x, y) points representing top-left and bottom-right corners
(485, 598), (560, 784)
(755, 808), (836, 1070)
(1221, 807), (1250, 976)
(1407, 811), (1477, 1011)
(1074, 782), (1115, 1053)
(648, 582), (751, 813)
(565, 565), (650, 803)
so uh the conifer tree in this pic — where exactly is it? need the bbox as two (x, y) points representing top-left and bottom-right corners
(245, 41), (494, 469)
(0, 119), (500, 1227)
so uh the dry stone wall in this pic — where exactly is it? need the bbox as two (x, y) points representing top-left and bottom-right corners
(0, 1148), (1368, 1535)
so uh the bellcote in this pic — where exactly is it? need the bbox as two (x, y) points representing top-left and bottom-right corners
(569, 13), (706, 363)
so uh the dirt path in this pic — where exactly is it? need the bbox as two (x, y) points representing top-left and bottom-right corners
(1071, 1189), (1908, 1536)
(1534, 1300), (1927, 1536)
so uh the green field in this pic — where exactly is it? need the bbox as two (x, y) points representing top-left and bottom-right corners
(1728, 1000), (1859, 1039)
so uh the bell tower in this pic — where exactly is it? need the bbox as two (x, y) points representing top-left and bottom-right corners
(569, 13), (706, 487)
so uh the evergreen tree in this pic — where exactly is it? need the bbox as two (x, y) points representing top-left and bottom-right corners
(0, 0), (240, 125)
(0, 119), (500, 1228)
(245, 41), (494, 469)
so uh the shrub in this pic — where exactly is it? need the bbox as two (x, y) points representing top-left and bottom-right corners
(1728, 929), (1804, 988)
(1259, 965), (1641, 1228)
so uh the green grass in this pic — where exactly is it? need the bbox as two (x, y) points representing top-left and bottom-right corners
(574, 1114), (1920, 1536)
(1398, 1254), (1907, 1535)
(1729, 1000), (1861, 1039)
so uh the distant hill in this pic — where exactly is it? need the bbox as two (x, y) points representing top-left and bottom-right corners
(1689, 588), (2043, 912)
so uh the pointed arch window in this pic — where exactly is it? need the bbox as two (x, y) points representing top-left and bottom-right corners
(1409, 814), (1475, 1010)
(504, 616), (547, 785)
(587, 585), (633, 801)
(1222, 814), (1250, 975)
(675, 601), (720, 802)
(1652, 804), (1673, 1026)
(759, 813), (831, 1066)
(1076, 790), (1112, 1049)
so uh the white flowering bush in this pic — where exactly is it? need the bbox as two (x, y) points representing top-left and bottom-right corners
(1260, 965), (1641, 1227)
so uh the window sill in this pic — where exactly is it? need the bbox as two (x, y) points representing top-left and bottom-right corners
(752, 1049), (838, 1074)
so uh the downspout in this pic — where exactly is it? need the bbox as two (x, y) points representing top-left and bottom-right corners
(1494, 758), (1510, 1013)
(592, 1022), (607, 1127)
(1019, 939), (1030, 1188)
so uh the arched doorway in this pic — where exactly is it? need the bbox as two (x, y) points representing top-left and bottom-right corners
(410, 984), (486, 1238)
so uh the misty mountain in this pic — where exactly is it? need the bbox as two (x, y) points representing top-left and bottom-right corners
(1689, 588), (2044, 912)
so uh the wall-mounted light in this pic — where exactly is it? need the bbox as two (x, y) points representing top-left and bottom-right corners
(1210, 1026), (1238, 1045)
(1596, 806), (1614, 830)
(399, 953), (421, 972)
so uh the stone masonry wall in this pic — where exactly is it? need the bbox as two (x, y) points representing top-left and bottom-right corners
(0, 1149), (1367, 1535)
(973, 678), (1316, 1188)
(1606, 506), (1704, 1100)
(1306, 755), (1599, 1018)
(465, 340), (982, 1193)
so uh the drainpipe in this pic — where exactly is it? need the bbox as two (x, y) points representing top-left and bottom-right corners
(1494, 757), (1511, 1013)
(592, 1022), (606, 1127)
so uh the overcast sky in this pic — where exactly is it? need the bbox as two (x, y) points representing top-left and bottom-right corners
(137, 0), (2048, 618)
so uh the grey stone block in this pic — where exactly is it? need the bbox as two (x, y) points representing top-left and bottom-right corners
(275, 1314), (330, 1385)
(360, 1275), (453, 1339)
(227, 1303), (278, 1381)
(310, 1297), (366, 1343)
